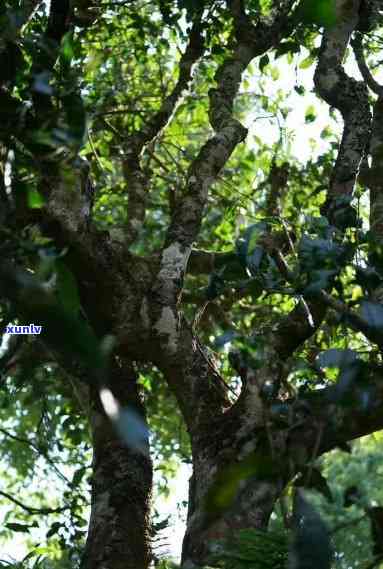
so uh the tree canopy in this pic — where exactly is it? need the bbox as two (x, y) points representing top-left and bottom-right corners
(1, 1), (383, 568)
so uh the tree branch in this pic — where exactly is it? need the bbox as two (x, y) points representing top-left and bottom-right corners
(152, 0), (296, 323)
(155, 319), (232, 439)
(0, 427), (70, 485)
(314, 0), (371, 225)
(310, 364), (383, 453)
(0, 489), (68, 515)
(254, 0), (376, 405)
(123, 19), (205, 244)
(352, 34), (383, 97)
(45, 0), (71, 45)
(187, 249), (232, 275)
(150, 3), (298, 434)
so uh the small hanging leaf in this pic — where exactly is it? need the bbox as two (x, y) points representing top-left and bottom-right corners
(213, 330), (238, 349)
(305, 104), (317, 123)
(46, 521), (62, 538)
(259, 54), (270, 72)
(206, 271), (225, 300)
(236, 223), (268, 277)
(72, 466), (88, 487)
(54, 259), (82, 315)
(27, 188), (45, 209)
(62, 92), (87, 146)
(294, 85), (306, 95)
(60, 32), (74, 65)
(115, 406), (150, 455)
(99, 388), (150, 455)
(300, 55), (315, 69)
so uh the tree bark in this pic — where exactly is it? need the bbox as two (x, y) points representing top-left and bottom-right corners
(81, 358), (153, 569)
(182, 467), (282, 568)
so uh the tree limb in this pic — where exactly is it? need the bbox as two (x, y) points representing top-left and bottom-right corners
(123, 19), (205, 244)
(150, 2), (298, 434)
(314, 0), (371, 223)
(0, 428), (70, 485)
(352, 33), (383, 97)
(0, 489), (68, 515)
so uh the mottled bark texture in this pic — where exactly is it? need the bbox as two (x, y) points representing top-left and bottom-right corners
(314, 0), (371, 224)
(40, 0), (383, 566)
(3, 0), (383, 568)
(353, 27), (383, 300)
(82, 359), (153, 569)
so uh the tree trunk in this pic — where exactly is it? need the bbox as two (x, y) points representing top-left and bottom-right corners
(181, 460), (283, 567)
(81, 358), (153, 569)
(178, 411), (287, 568)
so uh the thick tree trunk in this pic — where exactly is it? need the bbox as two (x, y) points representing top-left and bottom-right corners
(181, 462), (283, 567)
(81, 358), (153, 569)
(178, 413), (287, 568)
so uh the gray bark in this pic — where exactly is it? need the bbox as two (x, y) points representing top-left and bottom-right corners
(82, 359), (153, 569)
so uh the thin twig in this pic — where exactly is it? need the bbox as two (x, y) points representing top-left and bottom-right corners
(0, 490), (69, 515)
(0, 428), (70, 484)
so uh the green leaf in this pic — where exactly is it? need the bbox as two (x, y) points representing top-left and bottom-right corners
(294, 85), (306, 95)
(72, 466), (88, 487)
(6, 522), (33, 533)
(60, 32), (75, 65)
(320, 127), (332, 139)
(54, 259), (82, 315)
(298, 0), (337, 28)
(204, 453), (280, 522)
(259, 54), (270, 72)
(27, 188), (45, 209)
(305, 104), (317, 123)
(300, 55), (315, 69)
(46, 521), (62, 538)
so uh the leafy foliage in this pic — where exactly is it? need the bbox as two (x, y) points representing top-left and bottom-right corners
(1, 0), (383, 567)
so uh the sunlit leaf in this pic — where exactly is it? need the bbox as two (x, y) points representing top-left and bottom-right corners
(27, 188), (45, 209)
